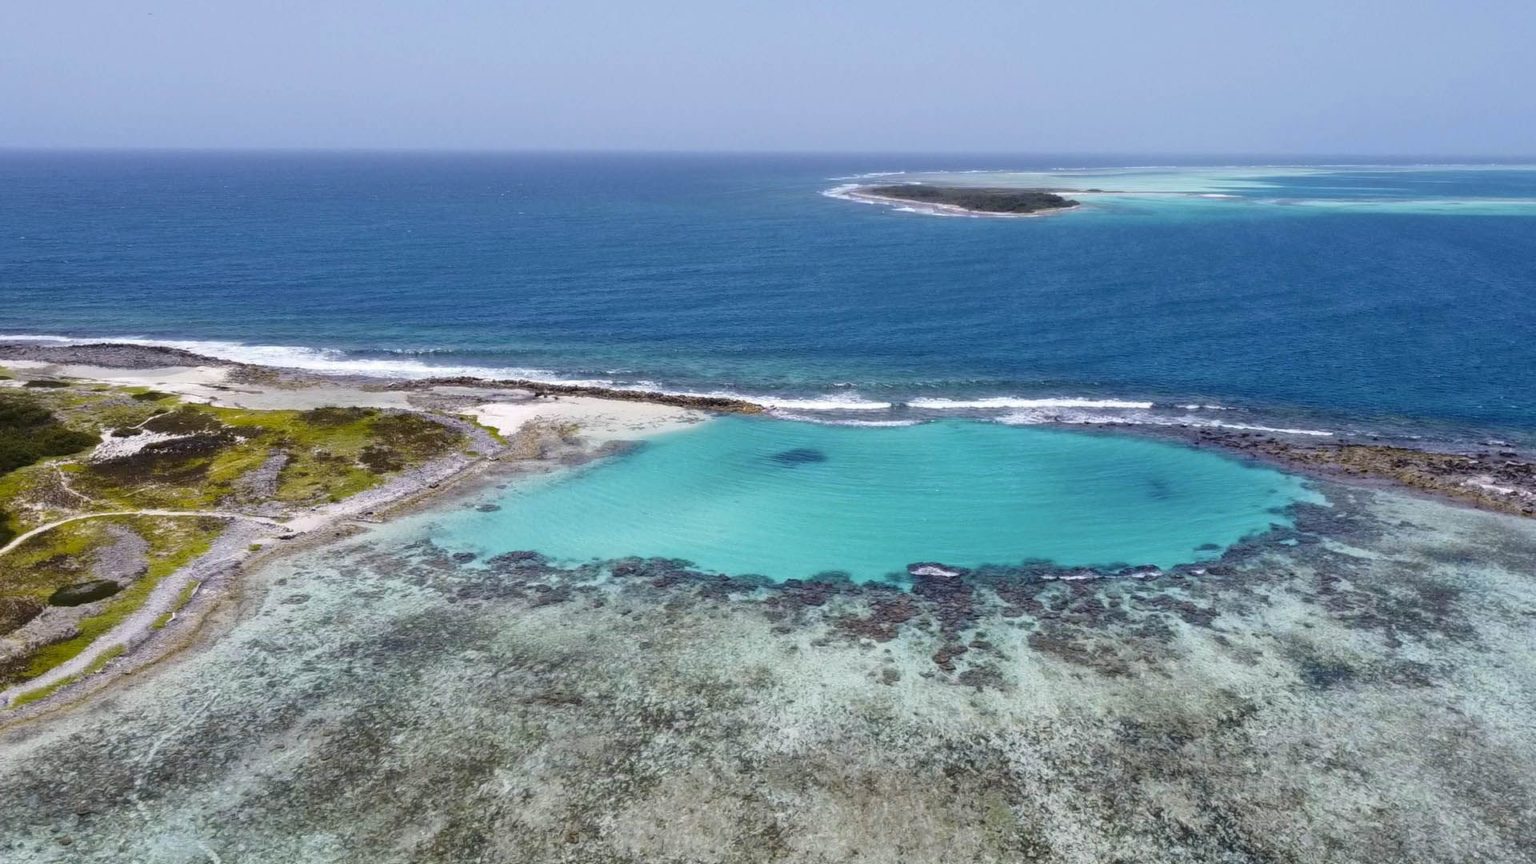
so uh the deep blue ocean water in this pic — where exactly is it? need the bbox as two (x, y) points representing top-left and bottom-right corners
(3, 152), (1535, 437)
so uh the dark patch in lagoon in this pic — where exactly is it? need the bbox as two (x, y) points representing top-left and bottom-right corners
(769, 447), (827, 467)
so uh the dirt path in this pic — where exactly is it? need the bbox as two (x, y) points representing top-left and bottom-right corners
(0, 510), (287, 560)
(3, 438), (507, 709)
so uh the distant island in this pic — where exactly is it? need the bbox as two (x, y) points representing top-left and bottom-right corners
(850, 184), (1080, 216)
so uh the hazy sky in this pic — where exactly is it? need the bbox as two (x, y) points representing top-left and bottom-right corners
(3, 1), (1533, 154)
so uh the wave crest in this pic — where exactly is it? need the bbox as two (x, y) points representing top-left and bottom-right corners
(997, 407), (1331, 437)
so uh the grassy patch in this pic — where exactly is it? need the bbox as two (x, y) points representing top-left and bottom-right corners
(0, 518), (114, 599)
(11, 676), (76, 708)
(62, 402), (464, 510)
(84, 643), (125, 674)
(0, 381), (471, 693)
(0, 392), (98, 477)
(210, 405), (462, 505)
(11, 642), (128, 707)
(153, 578), (202, 630)
(14, 517), (220, 685)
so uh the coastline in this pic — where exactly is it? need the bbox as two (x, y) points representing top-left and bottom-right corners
(2, 340), (1533, 721)
(0, 345), (714, 720)
(3, 340), (1532, 519)
(5, 344), (1536, 861)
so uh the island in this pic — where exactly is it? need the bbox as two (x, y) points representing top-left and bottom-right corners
(4, 341), (1536, 719)
(850, 184), (1080, 216)
(4, 342), (1536, 863)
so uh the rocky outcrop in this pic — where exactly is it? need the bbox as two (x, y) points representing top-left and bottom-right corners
(1181, 429), (1536, 518)
(387, 377), (765, 414)
(0, 342), (233, 369)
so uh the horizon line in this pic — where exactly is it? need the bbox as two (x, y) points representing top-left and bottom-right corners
(2, 145), (1536, 162)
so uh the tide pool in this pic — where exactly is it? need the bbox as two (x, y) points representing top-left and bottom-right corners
(438, 418), (1317, 582)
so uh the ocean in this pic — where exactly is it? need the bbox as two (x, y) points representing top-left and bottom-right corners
(9, 154), (1536, 859)
(3, 152), (1535, 441)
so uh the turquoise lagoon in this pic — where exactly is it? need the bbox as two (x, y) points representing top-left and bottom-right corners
(438, 418), (1319, 583)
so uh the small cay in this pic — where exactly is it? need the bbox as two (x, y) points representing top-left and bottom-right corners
(855, 183), (1080, 215)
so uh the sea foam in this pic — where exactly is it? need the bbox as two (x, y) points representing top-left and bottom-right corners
(909, 397), (1155, 410)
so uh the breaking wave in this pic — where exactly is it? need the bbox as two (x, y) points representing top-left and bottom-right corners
(1, 333), (1333, 436)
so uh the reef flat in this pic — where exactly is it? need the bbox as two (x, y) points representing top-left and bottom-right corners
(3, 343), (1536, 862)
(1160, 425), (1536, 519)
(2, 473), (1535, 862)
(846, 184), (1080, 216)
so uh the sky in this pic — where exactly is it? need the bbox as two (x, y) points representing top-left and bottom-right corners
(2, 1), (1533, 155)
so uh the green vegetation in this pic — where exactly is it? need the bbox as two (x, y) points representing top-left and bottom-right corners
(1, 380), (471, 699)
(11, 677), (72, 708)
(84, 643), (125, 674)
(0, 392), (100, 544)
(9, 643), (126, 709)
(862, 184), (1079, 214)
(1, 518), (109, 595)
(209, 405), (461, 505)
(152, 579), (202, 630)
(44, 403), (464, 512)
(0, 393), (98, 481)
(15, 517), (221, 685)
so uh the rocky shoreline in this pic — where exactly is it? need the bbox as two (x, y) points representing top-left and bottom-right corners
(3, 340), (1532, 521)
(6, 343), (1536, 861)
(0, 342), (766, 414)
(1167, 426), (1536, 519)
(0, 342), (228, 370)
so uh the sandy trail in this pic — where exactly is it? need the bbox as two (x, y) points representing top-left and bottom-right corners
(0, 447), (490, 707)
(0, 358), (710, 709)
(0, 510), (287, 559)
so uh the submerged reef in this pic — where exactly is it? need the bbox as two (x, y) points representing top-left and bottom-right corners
(856, 184), (1080, 214)
(4, 479), (1536, 863)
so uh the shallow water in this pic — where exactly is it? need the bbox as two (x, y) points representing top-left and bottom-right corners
(5, 476), (1536, 863)
(436, 418), (1315, 581)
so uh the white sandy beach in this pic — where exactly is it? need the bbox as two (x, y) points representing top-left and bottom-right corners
(1, 360), (709, 442)
(0, 359), (711, 711)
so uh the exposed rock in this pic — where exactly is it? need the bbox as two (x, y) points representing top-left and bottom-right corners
(0, 342), (233, 369)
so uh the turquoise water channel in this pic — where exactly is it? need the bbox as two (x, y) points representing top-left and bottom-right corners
(439, 418), (1319, 583)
